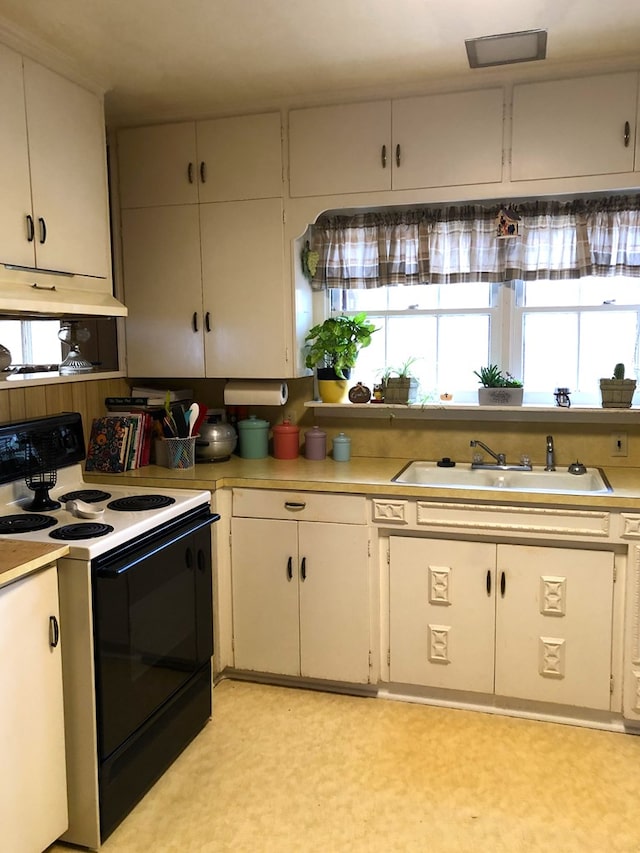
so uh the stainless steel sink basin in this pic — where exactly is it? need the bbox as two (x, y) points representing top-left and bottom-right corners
(392, 461), (612, 494)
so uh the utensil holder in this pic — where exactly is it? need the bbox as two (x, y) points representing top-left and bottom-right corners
(160, 436), (197, 469)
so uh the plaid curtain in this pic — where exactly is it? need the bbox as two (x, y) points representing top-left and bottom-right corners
(308, 196), (640, 290)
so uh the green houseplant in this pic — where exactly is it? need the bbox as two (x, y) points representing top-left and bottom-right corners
(383, 357), (420, 405)
(304, 313), (377, 403)
(600, 362), (637, 408)
(474, 364), (523, 406)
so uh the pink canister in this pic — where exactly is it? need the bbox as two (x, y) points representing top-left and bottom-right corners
(304, 425), (327, 460)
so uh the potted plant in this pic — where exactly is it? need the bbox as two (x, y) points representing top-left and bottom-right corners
(474, 364), (524, 406)
(304, 312), (377, 403)
(600, 363), (637, 408)
(382, 357), (420, 405)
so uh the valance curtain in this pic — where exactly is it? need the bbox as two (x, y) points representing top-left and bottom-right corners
(308, 196), (640, 290)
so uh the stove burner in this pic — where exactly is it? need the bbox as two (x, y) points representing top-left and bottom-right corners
(0, 513), (58, 534)
(107, 495), (176, 512)
(49, 522), (114, 541)
(59, 489), (111, 503)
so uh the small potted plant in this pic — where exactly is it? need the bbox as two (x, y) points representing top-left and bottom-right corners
(474, 364), (524, 406)
(383, 357), (420, 405)
(304, 312), (377, 403)
(599, 363), (637, 408)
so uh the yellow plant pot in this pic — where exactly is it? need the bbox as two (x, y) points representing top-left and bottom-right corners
(318, 378), (349, 403)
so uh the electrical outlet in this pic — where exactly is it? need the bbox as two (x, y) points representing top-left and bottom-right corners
(611, 432), (628, 457)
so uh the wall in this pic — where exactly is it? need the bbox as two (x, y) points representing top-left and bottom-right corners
(0, 376), (130, 443)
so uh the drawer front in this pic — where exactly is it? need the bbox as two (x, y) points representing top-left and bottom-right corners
(232, 488), (367, 524)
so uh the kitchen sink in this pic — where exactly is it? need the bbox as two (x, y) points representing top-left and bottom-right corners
(392, 461), (612, 494)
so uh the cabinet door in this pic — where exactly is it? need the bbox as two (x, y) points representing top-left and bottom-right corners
(0, 44), (34, 268)
(24, 58), (111, 277)
(121, 205), (205, 377)
(298, 521), (370, 683)
(392, 89), (504, 190)
(196, 113), (283, 202)
(0, 566), (68, 853)
(117, 122), (199, 208)
(200, 197), (289, 377)
(231, 517), (300, 676)
(511, 73), (638, 181)
(289, 101), (391, 197)
(495, 545), (614, 710)
(389, 537), (496, 693)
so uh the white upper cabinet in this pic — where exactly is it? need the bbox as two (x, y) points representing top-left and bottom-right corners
(391, 89), (504, 190)
(0, 46), (111, 277)
(511, 72), (639, 181)
(288, 89), (504, 197)
(118, 112), (283, 208)
(196, 112), (283, 202)
(0, 43), (33, 268)
(289, 101), (392, 197)
(118, 123), (200, 208)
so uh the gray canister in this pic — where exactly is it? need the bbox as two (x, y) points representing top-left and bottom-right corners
(332, 432), (351, 461)
(237, 415), (270, 459)
(304, 425), (327, 460)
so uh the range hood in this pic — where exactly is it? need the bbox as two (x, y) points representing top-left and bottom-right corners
(0, 265), (128, 319)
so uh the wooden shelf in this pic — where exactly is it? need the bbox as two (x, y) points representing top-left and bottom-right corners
(304, 401), (640, 424)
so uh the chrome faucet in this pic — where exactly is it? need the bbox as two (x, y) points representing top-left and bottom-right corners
(545, 435), (556, 471)
(470, 439), (506, 467)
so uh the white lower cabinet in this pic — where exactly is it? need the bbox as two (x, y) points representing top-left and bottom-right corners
(231, 512), (370, 683)
(389, 537), (614, 710)
(0, 564), (68, 853)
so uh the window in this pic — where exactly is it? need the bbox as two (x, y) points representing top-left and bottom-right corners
(328, 276), (640, 405)
(0, 320), (62, 367)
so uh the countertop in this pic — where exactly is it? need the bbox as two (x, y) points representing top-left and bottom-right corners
(0, 541), (69, 589)
(84, 456), (640, 511)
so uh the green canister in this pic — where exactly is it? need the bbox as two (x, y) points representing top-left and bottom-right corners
(332, 432), (351, 461)
(237, 415), (270, 459)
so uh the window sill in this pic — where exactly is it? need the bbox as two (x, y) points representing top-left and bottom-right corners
(304, 401), (639, 423)
(0, 369), (125, 390)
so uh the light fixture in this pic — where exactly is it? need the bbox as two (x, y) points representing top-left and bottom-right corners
(465, 29), (547, 69)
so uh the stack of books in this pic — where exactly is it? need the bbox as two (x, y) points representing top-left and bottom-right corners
(85, 413), (155, 473)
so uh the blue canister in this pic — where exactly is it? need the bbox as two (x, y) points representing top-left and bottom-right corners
(332, 432), (351, 462)
(237, 415), (270, 459)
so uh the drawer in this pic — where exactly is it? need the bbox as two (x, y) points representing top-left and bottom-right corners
(232, 488), (367, 524)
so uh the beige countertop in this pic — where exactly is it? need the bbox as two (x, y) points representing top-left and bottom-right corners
(0, 541), (69, 589)
(84, 456), (640, 511)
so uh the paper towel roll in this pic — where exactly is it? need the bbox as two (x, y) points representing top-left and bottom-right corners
(223, 380), (289, 406)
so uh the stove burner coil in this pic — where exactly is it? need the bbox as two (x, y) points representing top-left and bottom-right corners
(107, 495), (176, 512)
(49, 522), (114, 541)
(59, 489), (111, 504)
(0, 514), (58, 534)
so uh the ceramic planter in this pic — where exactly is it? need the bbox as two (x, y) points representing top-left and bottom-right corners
(383, 377), (419, 405)
(478, 387), (524, 406)
(317, 367), (351, 403)
(599, 378), (636, 408)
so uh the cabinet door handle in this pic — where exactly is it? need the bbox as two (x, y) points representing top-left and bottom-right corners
(38, 217), (47, 244)
(300, 556), (307, 581)
(188, 162), (194, 183)
(49, 615), (60, 648)
(26, 214), (34, 242)
(500, 570), (506, 597)
(287, 556), (293, 581)
(31, 282), (56, 292)
(486, 569), (492, 596)
(284, 501), (306, 511)
(381, 144), (387, 168)
(200, 161), (207, 183)
(192, 312), (199, 332)
(205, 311), (211, 332)
(395, 143), (401, 167)
(624, 120), (631, 148)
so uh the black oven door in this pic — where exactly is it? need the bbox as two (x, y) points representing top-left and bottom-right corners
(93, 506), (215, 761)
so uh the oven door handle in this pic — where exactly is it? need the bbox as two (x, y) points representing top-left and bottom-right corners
(96, 515), (216, 578)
